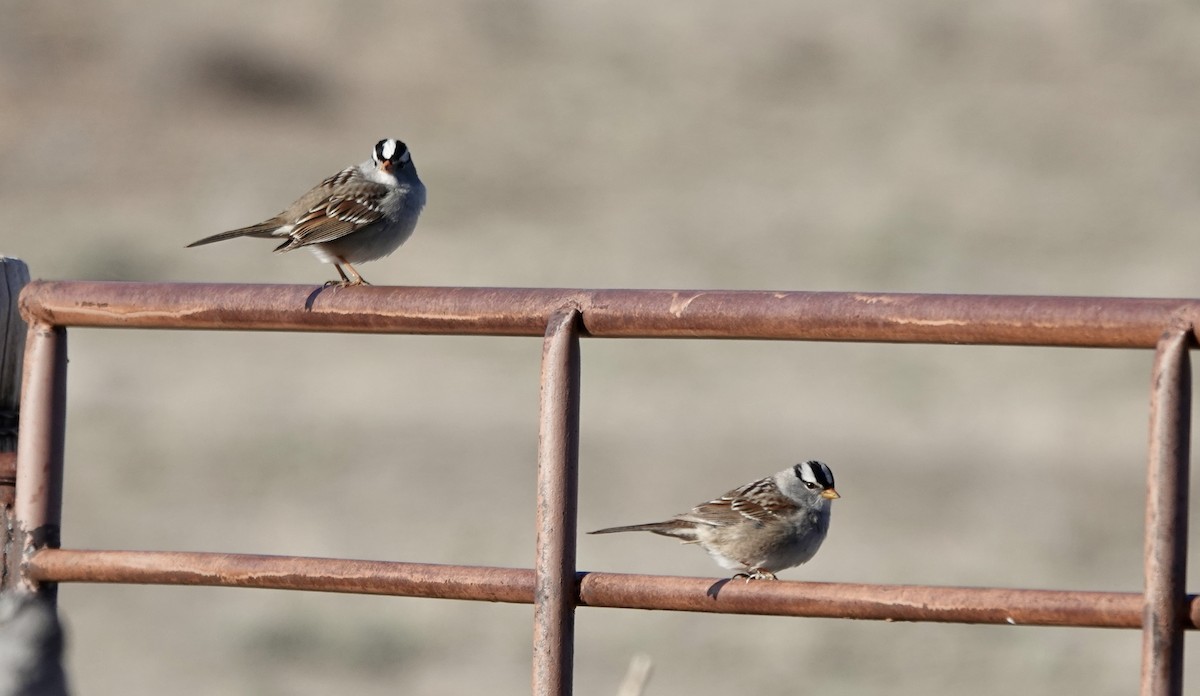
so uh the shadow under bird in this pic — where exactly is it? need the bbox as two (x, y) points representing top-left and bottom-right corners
(590, 460), (839, 580)
(188, 138), (426, 286)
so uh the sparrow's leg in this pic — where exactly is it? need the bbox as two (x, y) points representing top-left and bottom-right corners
(341, 261), (370, 286)
(324, 264), (352, 287)
(325, 262), (371, 287)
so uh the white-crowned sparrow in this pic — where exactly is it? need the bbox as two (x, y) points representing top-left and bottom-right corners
(590, 460), (839, 580)
(188, 138), (426, 286)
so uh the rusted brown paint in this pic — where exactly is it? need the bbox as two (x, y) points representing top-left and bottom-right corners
(27, 549), (534, 601)
(0, 452), (15, 485)
(13, 322), (67, 596)
(27, 549), (1200, 630)
(578, 573), (1179, 628)
(532, 310), (582, 696)
(1141, 330), (1191, 696)
(18, 281), (1200, 347)
(11, 280), (1200, 694)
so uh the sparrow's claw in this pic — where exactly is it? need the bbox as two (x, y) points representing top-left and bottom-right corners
(733, 569), (778, 582)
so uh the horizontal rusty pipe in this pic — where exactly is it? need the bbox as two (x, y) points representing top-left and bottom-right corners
(18, 281), (1200, 348)
(26, 549), (1200, 629)
(28, 549), (534, 603)
(578, 573), (1170, 628)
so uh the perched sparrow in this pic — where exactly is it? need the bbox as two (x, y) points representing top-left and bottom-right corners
(590, 460), (839, 580)
(188, 138), (426, 286)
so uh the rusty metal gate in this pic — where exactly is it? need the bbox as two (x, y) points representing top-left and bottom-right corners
(3, 280), (1195, 695)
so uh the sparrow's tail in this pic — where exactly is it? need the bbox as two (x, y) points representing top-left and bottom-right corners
(588, 519), (698, 541)
(186, 222), (281, 248)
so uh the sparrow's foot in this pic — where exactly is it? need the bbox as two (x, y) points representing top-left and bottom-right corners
(732, 569), (778, 582)
(324, 263), (369, 288)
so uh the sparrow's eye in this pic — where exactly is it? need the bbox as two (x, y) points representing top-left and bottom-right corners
(804, 482), (820, 490)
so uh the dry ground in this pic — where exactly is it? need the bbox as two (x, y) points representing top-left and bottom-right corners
(3, 2), (1200, 694)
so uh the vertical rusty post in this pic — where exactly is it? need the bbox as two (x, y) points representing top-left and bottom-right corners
(1, 258), (31, 591)
(532, 308), (581, 696)
(12, 321), (68, 599)
(1140, 328), (1191, 696)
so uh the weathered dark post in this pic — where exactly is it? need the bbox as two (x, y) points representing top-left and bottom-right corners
(0, 257), (30, 592)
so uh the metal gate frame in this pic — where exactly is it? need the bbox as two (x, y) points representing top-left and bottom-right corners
(4, 281), (1195, 695)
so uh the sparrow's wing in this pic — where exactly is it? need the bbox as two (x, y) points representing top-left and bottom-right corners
(275, 169), (391, 250)
(678, 477), (799, 527)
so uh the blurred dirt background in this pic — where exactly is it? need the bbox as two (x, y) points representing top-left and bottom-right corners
(3, 1), (1200, 694)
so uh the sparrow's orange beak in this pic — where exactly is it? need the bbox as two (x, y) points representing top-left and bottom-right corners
(821, 488), (841, 500)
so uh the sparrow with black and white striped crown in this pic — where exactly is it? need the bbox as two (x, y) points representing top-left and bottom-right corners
(188, 138), (426, 286)
(590, 460), (839, 580)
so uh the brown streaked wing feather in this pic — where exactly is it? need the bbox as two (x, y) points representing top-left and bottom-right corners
(682, 477), (799, 526)
(276, 168), (391, 249)
(287, 215), (358, 246)
(290, 190), (388, 245)
(268, 166), (361, 224)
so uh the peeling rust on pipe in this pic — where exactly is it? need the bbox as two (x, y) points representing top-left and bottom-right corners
(27, 549), (535, 603)
(0, 452), (14, 484)
(26, 549), (1200, 630)
(18, 281), (1200, 347)
(577, 573), (1178, 628)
